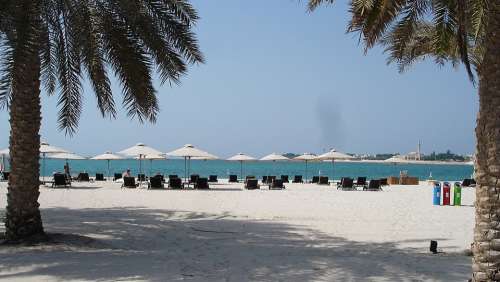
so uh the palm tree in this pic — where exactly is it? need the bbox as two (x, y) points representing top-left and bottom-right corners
(0, 0), (203, 242)
(309, 0), (499, 280)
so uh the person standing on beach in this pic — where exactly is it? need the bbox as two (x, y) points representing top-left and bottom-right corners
(64, 163), (71, 180)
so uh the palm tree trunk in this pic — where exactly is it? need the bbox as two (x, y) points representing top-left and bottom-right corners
(4, 20), (45, 241)
(472, 2), (500, 281)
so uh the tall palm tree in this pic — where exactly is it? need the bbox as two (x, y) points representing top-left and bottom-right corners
(309, 0), (499, 280)
(0, 0), (203, 242)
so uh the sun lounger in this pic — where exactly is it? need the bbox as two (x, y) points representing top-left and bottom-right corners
(52, 173), (71, 188)
(318, 176), (329, 185)
(1, 171), (9, 181)
(148, 175), (164, 189)
(137, 174), (146, 182)
(208, 175), (218, 182)
(462, 178), (476, 187)
(113, 173), (122, 181)
(122, 176), (138, 188)
(262, 175), (268, 184)
(364, 179), (382, 191)
(379, 178), (388, 186)
(245, 179), (260, 190)
(95, 173), (105, 181)
(338, 177), (355, 190)
(168, 177), (183, 189)
(312, 176), (319, 184)
(77, 172), (90, 182)
(228, 174), (238, 183)
(270, 179), (285, 190)
(195, 177), (209, 189)
(190, 174), (199, 184)
(354, 177), (367, 188)
(246, 175), (256, 182)
(280, 175), (289, 183)
(292, 175), (303, 183)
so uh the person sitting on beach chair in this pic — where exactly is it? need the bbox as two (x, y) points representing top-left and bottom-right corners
(122, 169), (131, 178)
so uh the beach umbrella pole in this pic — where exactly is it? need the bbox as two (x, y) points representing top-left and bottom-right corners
(107, 159), (110, 181)
(240, 160), (243, 181)
(331, 159), (335, 182)
(305, 160), (308, 183)
(184, 157), (187, 182)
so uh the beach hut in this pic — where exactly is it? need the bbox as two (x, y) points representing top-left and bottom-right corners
(315, 149), (353, 181)
(166, 144), (215, 182)
(293, 153), (317, 182)
(227, 153), (257, 181)
(118, 143), (163, 176)
(91, 152), (124, 180)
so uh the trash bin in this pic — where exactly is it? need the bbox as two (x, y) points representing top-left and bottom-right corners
(433, 182), (441, 205)
(443, 182), (451, 205)
(454, 182), (462, 206)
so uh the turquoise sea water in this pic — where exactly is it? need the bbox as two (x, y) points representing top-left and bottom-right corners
(4, 159), (473, 181)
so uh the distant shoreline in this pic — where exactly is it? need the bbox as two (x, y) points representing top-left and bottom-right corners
(333, 159), (473, 166)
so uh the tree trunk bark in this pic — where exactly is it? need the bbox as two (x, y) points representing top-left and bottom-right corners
(472, 2), (500, 281)
(4, 4), (45, 242)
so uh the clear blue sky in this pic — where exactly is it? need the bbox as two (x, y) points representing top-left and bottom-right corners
(0, 1), (477, 157)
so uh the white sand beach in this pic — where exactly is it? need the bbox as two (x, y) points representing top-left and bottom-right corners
(0, 180), (474, 281)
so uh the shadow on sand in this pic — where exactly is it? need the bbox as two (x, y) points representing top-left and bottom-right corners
(0, 207), (470, 281)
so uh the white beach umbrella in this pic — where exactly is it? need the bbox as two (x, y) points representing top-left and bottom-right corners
(118, 143), (163, 175)
(315, 149), (353, 181)
(0, 148), (8, 156)
(191, 152), (219, 160)
(40, 142), (70, 180)
(91, 151), (124, 179)
(49, 152), (86, 160)
(228, 153), (256, 180)
(260, 153), (289, 176)
(294, 153), (317, 182)
(167, 144), (214, 181)
(48, 152), (86, 178)
(134, 153), (167, 175)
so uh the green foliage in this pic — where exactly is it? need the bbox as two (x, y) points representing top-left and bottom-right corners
(308, 0), (488, 83)
(0, 0), (204, 135)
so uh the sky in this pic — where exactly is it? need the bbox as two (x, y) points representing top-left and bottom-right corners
(0, 1), (478, 158)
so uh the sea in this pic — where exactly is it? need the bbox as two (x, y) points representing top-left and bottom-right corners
(4, 159), (474, 181)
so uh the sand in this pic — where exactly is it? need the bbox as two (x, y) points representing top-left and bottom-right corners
(0, 180), (474, 281)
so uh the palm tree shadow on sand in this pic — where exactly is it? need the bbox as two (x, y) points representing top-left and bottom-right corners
(0, 207), (470, 281)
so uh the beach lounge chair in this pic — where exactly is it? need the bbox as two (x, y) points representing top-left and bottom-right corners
(292, 175), (303, 183)
(122, 176), (138, 189)
(462, 178), (476, 187)
(168, 177), (183, 189)
(312, 176), (319, 184)
(52, 173), (71, 188)
(262, 175), (268, 184)
(280, 175), (289, 183)
(95, 173), (105, 181)
(338, 177), (355, 190)
(168, 175), (178, 182)
(354, 177), (367, 188)
(364, 179), (382, 191)
(245, 179), (260, 190)
(228, 174), (238, 183)
(268, 176), (276, 184)
(148, 175), (164, 189)
(318, 176), (329, 185)
(113, 173), (122, 181)
(246, 175), (256, 182)
(270, 179), (285, 190)
(195, 177), (209, 189)
(1, 171), (9, 181)
(190, 174), (199, 184)
(379, 178), (388, 186)
(137, 174), (146, 182)
(208, 175), (218, 182)
(77, 172), (90, 182)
